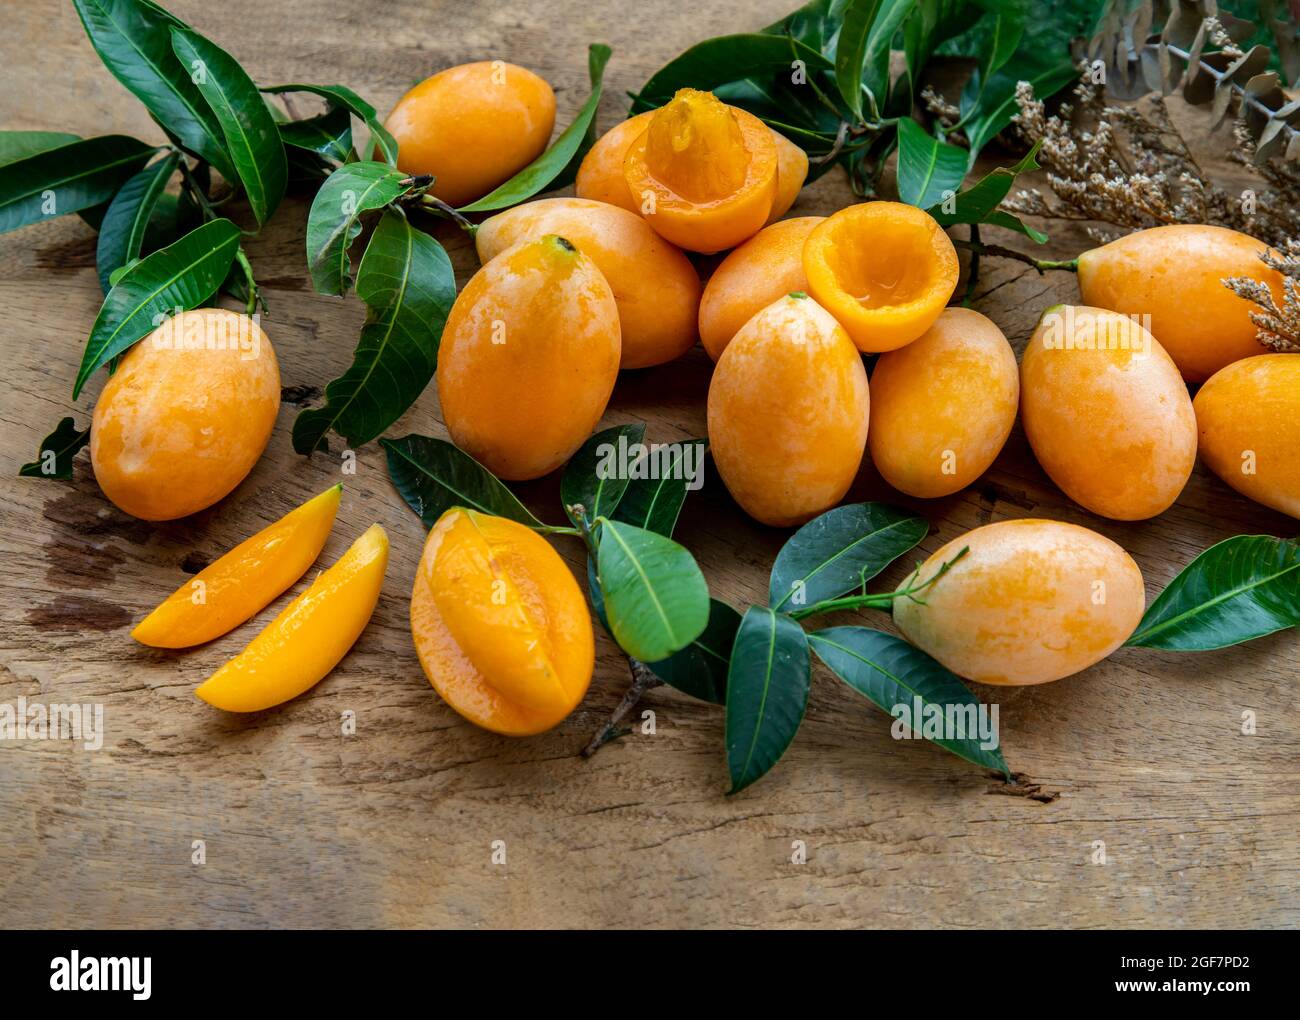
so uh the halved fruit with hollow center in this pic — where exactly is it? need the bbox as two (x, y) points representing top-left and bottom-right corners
(132, 485), (342, 648)
(623, 88), (777, 253)
(803, 202), (959, 352)
(195, 524), (389, 712)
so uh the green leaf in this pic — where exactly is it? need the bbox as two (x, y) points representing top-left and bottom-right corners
(631, 34), (833, 112)
(262, 83), (398, 165)
(613, 438), (707, 538)
(896, 116), (968, 207)
(560, 423), (646, 528)
(726, 606), (811, 793)
(95, 151), (180, 293)
(0, 135), (155, 235)
(305, 161), (413, 296)
(294, 209), (455, 452)
(835, 0), (883, 121)
(169, 28), (287, 225)
(71, 0), (235, 181)
(960, 46), (1077, 158)
(762, 0), (846, 55)
(1126, 535), (1300, 651)
(860, 0), (918, 112)
(587, 555), (610, 633)
(278, 105), (353, 162)
(72, 218), (240, 398)
(769, 503), (928, 612)
(646, 598), (742, 705)
(596, 518), (709, 662)
(0, 131), (81, 166)
(458, 44), (612, 212)
(380, 434), (549, 531)
(928, 140), (1043, 239)
(19, 418), (90, 480)
(809, 626), (1010, 775)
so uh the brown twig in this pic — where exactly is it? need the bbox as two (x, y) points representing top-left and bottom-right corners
(581, 659), (663, 758)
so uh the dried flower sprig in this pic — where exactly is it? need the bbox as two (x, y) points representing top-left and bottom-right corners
(1224, 240), (1300, 352)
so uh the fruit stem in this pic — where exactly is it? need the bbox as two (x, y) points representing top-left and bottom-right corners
(962, 223), (982, 307)
(177, 156), (218, 222)
(581, 657), (663, 758)
(788, 547), (969, 622)
(952, 237), (1078, 274)
(416, 194), (478, 236)
(234, 248), (263, 316)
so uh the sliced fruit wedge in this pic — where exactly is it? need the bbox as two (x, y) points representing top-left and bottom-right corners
(195, 524), (389, 712)
(133, 485), (343, 648)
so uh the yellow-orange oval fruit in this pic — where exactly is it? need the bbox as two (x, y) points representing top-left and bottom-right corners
(90, 308), (279, 521)
(708, 294), (869, 526)
(384, 61), (556, 207)
(623, 89), (778, 253)
(767, 130), (808, 222)
(1077, 224), (1283, 383)
(803, 201), (959, 352)
(1021, 305), (1196, 520)
(894, 519), (1146, 685)
(437, 235), (620, 480)
(476, 197), (701, 369)
(411, 508), (594, 736)
(1193, 353), (1300, 519)
(868, 308), (1018, 498)
(698, 216), (823, 361)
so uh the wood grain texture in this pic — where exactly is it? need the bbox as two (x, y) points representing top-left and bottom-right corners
(1, 0), (1296, 930)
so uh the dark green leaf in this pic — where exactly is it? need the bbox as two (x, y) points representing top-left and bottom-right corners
(769, 503), (928, 612)
(305, 161), (412, 295)
(646, 598), (742, 705)
(596, 518), (709, 662)
(835, 0), (883, 121)
(631, 34), (833, 112)
(458, 44), (612, 212)
(762, 0), (846, 55)
(960, 47), (1077, 158)
(809, 626), (1010, 774)
(0, 131), (81, 166)
(170, 28), (287, 225)
(71, 0), (235, 180)
(1126, 535), (1300, 650)
(560, 423), (646, 528)
(380, 434), (548, 530)
(73, 218), (240, 397)
(896, 116), (968, 207)
(262, 83), (397, 165)
(294, 209), (455, 453)
(860, 0), (917, 111)
(613, 438), (707, 538)
(726, 606), (810, 793)
(95, 151), (180, 293)
(0, 135), (155, 235)
(278, 105), (353, 162)
(928, 140), (1043, 239)
(19, 418), (90, 480)
(587, 554), (610, 633)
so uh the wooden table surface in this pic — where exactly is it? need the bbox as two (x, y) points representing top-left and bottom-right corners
(1, 0), (1296, 929)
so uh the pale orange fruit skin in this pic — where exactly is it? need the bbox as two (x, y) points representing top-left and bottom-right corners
(437, 235), (621, 480)
(698, 216), (823, 361)
(868, 308), (1018, 498)
(1021, 305), (1196, 521)
(90, 308), (280, 521)
(384, 61), (556, 207)
(411, 509), (594, 736)
(476, 197), (701, 369)
(575, 111), (654, 212)
(894, 519), (1146, 686)
(708, 294), (869, 526)
(1193, 353), (1300, 519)
(767, 130), (809, 222)
(1077, 224), (1282, 383)
(803, 202), (959, 352)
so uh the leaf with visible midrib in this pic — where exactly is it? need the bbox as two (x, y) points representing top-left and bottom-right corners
(596, 518), (709, 662)
(833, 0), (881, 121)
(0, 131), (81, 166)
(95, 152), (180, 293)
(71, 0), (235, 180)
(278, 106), (353, 162)
(458, 44), (613, 212)
(613, 438), (707, 538)
(646, 598), (742, 705)
(561, 423), (646, 528)
(381, 434), (548, 531)
(0, 135), (155, 235)
(170, 28), (287, 226)
(1126, 535), (1300, 650)
(73, 218), (241, 398)
(631, 34), (833, 111)
(896, 117), (968, 209)
(294, 209), (455, 453)
(769, 503), (928, 612)
(262, 83), (397, 165)
(726, 606), (810, 793)
(19, 418), (91, 480)
(809, 626), (1010, 775)
(305, 162), (412, 295)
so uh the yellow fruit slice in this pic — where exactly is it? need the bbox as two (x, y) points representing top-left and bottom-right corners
(195, 524), (389, 712)
(132, 485), (343, 648)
